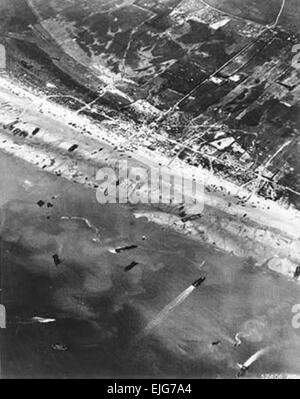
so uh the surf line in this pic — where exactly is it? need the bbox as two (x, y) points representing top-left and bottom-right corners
(60, 216), (102, 242)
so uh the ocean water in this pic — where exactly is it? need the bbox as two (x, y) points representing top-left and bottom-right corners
(0, 151), (299, 378)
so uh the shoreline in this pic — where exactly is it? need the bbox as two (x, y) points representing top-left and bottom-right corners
(0, 75), (299, 278)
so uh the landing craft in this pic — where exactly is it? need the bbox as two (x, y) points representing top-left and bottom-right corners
(181, 214), (202, 222)
(124, 261), (139, 272)
(115, 245), (138, 253)
(192, 276), (206, 288)
(237, 347), (270, 378)
(237, 364), (249, 377)
(31, 317), (56, 324)
(108, 245), (138, 254)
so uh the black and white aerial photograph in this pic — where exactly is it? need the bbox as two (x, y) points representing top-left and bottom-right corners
(0, 0), (299, 382)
